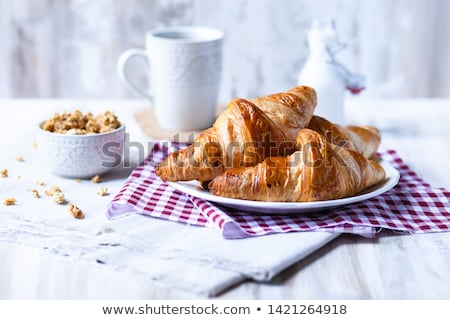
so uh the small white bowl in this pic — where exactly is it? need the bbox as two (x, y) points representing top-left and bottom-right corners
(37, 123), (125, 178)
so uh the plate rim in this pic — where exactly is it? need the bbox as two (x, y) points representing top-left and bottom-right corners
(168, 160), (400, 213)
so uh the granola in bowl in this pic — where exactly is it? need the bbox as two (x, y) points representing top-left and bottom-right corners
(42, 110), (121, 134)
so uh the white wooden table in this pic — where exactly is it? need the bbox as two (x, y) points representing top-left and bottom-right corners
(1, 98), (449, 299)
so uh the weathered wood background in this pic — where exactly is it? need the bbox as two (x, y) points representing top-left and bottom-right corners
(0, 0), (449, 100)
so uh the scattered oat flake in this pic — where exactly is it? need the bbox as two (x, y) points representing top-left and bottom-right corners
(16, 156), (24, 162)
(75, 179), (81, 183)
(96, 186), (108, 196)
(91, 175), (101, 183)
(29, 189), (40, 198)
(68, 203), (84, 219)
(3, 198), (16, 206)
(1, 169), (8, 177)
(37, 181), (46, 186)
(45, 186), (62, 196)
(32, 141), (38, 149)
(52, 192), (66, 204)
(17, 176), (21, 179)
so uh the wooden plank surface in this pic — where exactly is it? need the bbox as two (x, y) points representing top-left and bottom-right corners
(0, 0), (449, 99)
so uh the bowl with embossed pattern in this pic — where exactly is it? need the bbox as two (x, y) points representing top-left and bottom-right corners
(36, 113), (125, 179)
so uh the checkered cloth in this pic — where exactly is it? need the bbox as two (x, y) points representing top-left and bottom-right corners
(106, 142), (450, 239)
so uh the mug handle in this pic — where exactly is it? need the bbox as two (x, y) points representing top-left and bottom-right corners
(117, 49), (153, 100)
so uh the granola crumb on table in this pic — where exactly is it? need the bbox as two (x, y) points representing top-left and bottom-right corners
(3, 198), (16, 206)
(29, 189), (40, 198)
(91, 175), (101, 183)
(96, 187), (108, 196)
(1, 169), (8, 177)
(68, 203), (84, 219)
(52, 192), (66, 204)
(45, 186), (62, 196)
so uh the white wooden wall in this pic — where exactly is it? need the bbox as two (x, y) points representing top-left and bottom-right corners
(0, 0), (449, 100)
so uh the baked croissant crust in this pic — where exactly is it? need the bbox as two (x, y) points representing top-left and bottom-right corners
(156, 86), (317, 182)
(307, 115), (381, 158)
(250, 85), (317, 141)
(208, 129), (386, 202)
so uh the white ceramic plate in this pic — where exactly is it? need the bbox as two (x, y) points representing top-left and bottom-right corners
(168, 160), (400, 214)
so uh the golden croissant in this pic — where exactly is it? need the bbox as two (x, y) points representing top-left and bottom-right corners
(208, 129), (386, 202)
(156, 86), (317, 182)
(307, 115), (381, 158)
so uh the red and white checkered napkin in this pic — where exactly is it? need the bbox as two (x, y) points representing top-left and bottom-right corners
(106, 142), (450, 239)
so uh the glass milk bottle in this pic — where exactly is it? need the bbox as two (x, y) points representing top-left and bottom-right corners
(298, 19), (365, 125)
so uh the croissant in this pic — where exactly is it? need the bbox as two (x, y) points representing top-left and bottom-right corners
(156, 86), (317, 182)
(250, 85), (318, 141)
(208, 129), (386, 202)
(307, 115), (381, 158)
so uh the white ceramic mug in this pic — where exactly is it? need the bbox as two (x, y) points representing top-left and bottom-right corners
(117, 26), (223, 131)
